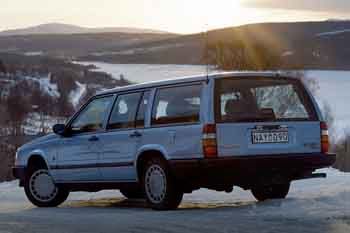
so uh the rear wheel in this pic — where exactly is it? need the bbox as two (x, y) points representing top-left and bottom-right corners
(120, 187), (144, 199)
(251, 183), (290, 202)
(24, 168), (69, 207)
(142, 157), (183, 210)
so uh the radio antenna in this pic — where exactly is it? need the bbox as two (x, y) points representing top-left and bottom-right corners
(205, 24), (209, 83)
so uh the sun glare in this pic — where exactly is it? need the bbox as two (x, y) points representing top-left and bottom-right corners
(186, 0), (245, 31)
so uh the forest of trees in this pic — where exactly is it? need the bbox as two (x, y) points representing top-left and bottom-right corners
(0, 55), (131, 181)
(205, 38), (305, 71)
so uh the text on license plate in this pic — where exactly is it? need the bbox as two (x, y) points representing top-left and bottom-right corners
(252, 131), (289, 144)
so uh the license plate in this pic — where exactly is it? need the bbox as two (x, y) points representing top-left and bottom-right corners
(252, 131), (289, 144)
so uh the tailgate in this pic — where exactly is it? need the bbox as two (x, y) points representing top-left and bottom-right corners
(214, 76), (322, 157)
(217, 121), (321, 157)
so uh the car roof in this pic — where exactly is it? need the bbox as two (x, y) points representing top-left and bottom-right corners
(98, 71), (301, 96)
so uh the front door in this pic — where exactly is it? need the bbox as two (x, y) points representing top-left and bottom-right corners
(53, 95), (114, 182)
(98, 91), (150, 181)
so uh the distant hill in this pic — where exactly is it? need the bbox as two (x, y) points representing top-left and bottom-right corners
(3, 21), (350, 69)
(0, 23), (170, 36)
(0, 31), (177, 57)
(80, 20), (350, 69)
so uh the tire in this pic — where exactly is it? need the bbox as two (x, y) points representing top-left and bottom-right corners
(24, 168), (69, 207)
(120, 187), (145, 199)
(142, 157), (183, 210)
(251, 183), (290, 202)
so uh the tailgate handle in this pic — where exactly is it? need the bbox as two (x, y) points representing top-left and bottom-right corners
(129, 131), (142, 138)
(254, 125), (288, 130)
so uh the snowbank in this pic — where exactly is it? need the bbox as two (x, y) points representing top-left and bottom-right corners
(69, 81), (86, 108)
(1, 168), (349, 209)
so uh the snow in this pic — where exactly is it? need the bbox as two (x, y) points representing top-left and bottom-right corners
(24, 74), (60, 98)
(304, 70), (350, 138)
(76, 62), (207, 83)
(1, 168), (350, 233)
(282, 51), (294, 57)
(23, 51), (44, 56)
(0, 168), (348, 207)
(69, 81), (86, 108)
(316, 29), (350, 37)
(23, 113), (66, 135)
(90, 43), (185, 56)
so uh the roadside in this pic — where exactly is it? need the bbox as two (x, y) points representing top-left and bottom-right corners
(0, 168), (349, 233)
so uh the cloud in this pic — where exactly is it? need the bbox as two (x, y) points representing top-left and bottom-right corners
(243, 0), (350, 13)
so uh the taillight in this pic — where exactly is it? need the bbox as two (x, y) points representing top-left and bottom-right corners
(202, 124), (218, 158)
(320, 121), (329, 154)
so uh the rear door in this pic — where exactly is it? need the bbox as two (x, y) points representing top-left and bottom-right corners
(214, 77), (321, 157)
(141, 84), (203, 160)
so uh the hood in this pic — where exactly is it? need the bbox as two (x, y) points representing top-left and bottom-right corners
(21, 133), (59, 149)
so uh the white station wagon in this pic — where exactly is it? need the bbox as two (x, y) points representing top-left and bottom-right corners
(13, 72), (336, 210)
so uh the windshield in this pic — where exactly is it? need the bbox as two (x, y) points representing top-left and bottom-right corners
(215, 77), (318, 123)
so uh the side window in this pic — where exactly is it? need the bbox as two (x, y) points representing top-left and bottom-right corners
(70, 96), (114, 133)
(107, 92), (142, 130)
(136, 91), (150, 128)
(152, 85), (202, 125)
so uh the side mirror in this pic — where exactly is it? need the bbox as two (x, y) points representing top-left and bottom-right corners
(52, 124), (66, 136)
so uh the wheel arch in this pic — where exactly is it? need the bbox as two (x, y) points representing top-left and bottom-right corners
(135, 146), (169, 181)
(26, 152), (50, 170)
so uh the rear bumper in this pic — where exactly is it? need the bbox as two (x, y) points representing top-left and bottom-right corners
(12, 166), (26, 186)
(169, 153), (336, 189)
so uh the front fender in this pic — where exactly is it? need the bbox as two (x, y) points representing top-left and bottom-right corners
(26, 150), (51, 172)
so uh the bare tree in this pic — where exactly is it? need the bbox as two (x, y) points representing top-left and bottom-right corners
(207, 39), (283, 71)
(6, 81), (31, 136)
(0, 59), (6, 74)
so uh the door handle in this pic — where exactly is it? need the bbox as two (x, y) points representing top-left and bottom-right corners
(129, 131), (142, 138)
(88, 135), (99, 141)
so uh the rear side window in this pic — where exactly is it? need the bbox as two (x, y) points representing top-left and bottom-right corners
(152, 84), (202, 125)
(215, 77), (317, 123)
(107, 93), (142, 130)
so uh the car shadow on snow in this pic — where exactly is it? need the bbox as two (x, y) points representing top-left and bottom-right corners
(20, 196), (333, 214)
(61, 197), (261, 212)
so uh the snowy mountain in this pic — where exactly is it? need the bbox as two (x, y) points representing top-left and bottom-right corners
(0, 23), (169, 36)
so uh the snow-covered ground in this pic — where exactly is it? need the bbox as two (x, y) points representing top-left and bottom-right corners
(305, 70), (350, 137)
(316, 29), (350, 37)
(76, 62), (207, 83)
(69, 81), (86, 108)
(24, 74), (60, 98)
(0, 168), (349, 233)
(23, 113), (66, 135)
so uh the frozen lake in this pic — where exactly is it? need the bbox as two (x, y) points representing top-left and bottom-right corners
(78, 62), (350, 138)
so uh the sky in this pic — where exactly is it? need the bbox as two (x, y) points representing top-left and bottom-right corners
(1, 0), (350, 34)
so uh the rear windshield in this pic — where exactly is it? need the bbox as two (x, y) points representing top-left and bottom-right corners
(215, 77), (318, 123)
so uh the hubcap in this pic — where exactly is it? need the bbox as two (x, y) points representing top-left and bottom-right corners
(145, 165), (167, 204)
(29, 169), (58, 202)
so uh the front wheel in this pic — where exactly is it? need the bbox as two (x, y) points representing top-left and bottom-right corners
(142, 157), (183, 210)
(251, 183), (290, 202)
(24, 168), (69, 207)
